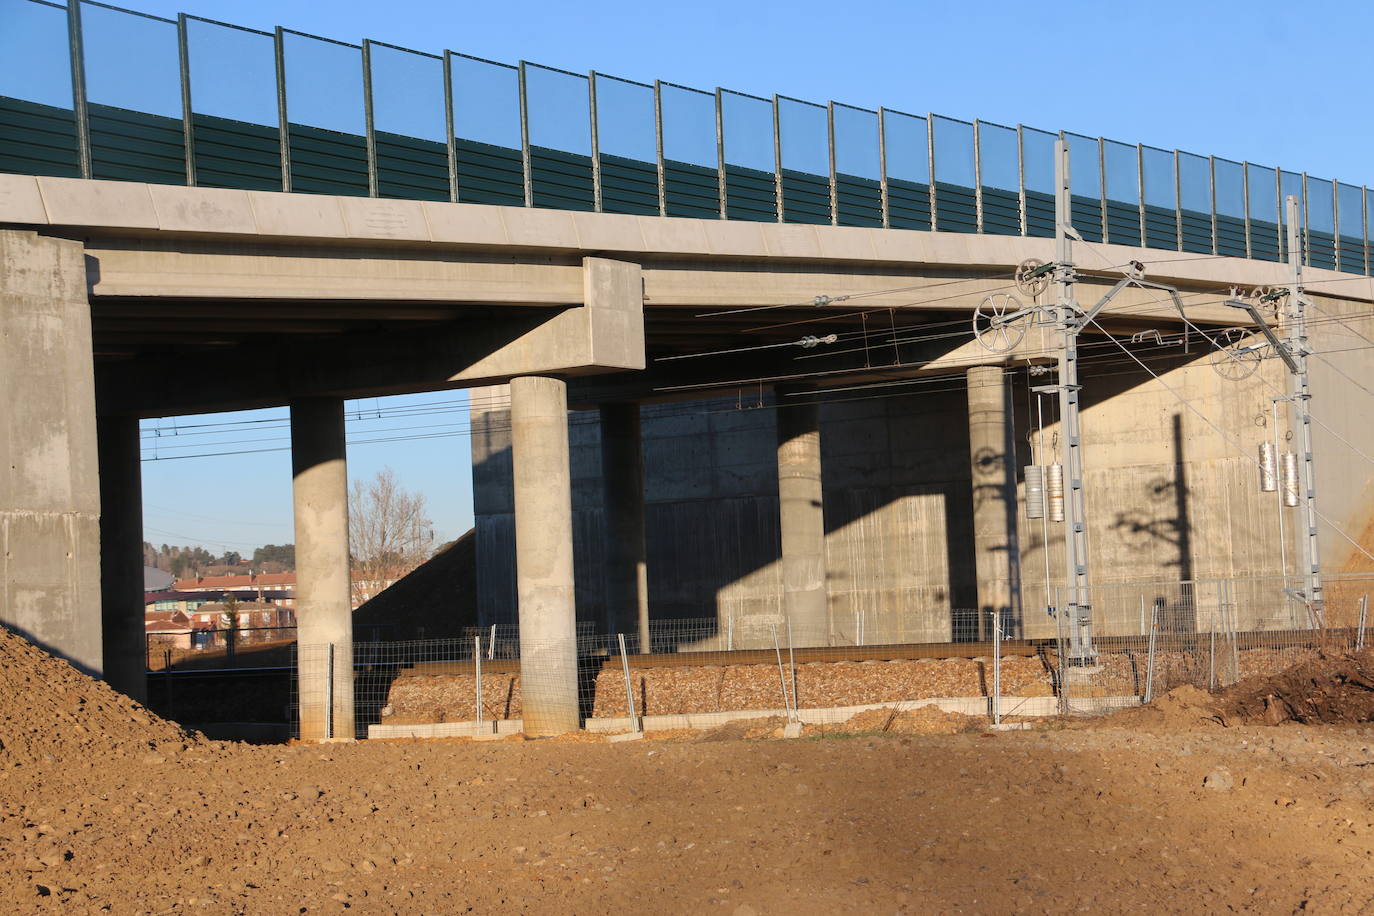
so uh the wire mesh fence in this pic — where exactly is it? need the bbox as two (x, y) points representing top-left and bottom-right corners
(281, 573), (1374, 739)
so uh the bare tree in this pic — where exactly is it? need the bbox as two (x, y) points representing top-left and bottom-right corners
(348, 467), (433, 606)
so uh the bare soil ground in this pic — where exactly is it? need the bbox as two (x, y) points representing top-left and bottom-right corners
(5, 626), (1374, 914)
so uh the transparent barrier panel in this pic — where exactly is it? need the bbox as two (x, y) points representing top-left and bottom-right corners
(777, 96), (828, 225)
(369, 43), (446, 201)
(593, 74), (656, 215)
(1103, 139), (1140, 246)
(1247, 163), (1279, 261)
(831, 102), (879, 227)
(883, 109), (929, 230)
(185, 18), (279, 190)
(721, 89), (775, 222)
(659, 82), (718, 218)
(1337, 182), (1366, 274)
(932, 115), (975, 233)
(283, 31), (366, 196)
(1179, 151), (1212, 253)
(1366, 189), (1374, 276)
(450, 54), (522, 206)
(0, 0), (79, 177)
(1140, 145), (1177, 251)
(525, 63), (592, 211)
(1022, 126), (1056, 238)
(1065, 132), (1102, 242)
(977, 121), (1019, 235)
(1279, 170), (1305, 261)
(1306, 177), (1335, 270)
(80, 2), (184, 184)
(1214, 158), (1245, 257)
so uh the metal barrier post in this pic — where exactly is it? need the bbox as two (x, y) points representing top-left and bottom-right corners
(474, 635), (484, 732)
(325, 642), (334, 740)
(1144, 603), (1158, 703)
(991, 610), (1002, 726)
(770, 624), (794, 720)
(618, 633), (639, 732)
(1209, 629), (1217, 690)
(1358, 595), (1368, 650)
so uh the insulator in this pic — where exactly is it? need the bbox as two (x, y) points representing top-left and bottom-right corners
(1281, 452), (1300, 507)
(1046, 464), (1065, 523)
(1258, 442), (1277, 492)
(1024, 465), (1046, 519)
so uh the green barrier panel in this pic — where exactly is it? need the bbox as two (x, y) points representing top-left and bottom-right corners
(191, 112), (280, 191)
(887, 177), (931, 231)
(1070, 196), (1102, 243)
(1181, 208), (1212, 254)
(981, 187), (1020, 236)
(1143, 203), (1178, 251)
(376, 130), (447, 201)
(780, 168), (829, 225)
(1025, 189), (1054, 238)
(1308, 231), (1336, 271)
(88, 102), (185, 185)
(724, 163), (776, 222)
(663, 158), (718, 219)
(0, 96), (80, 178)
(835, 172), (880, 227)
(454, 137), (523, 207)
(530, 145), (593, 212)
(1338, 234), (1366, 274)
(934, 181), (976, 233)
(288, 122), (367, 197)
(1249, 218), (1280, 262)
(1215, 213), (1246, 258)
(1105, 200), (1141, 247)
(599, 152), (657, 216)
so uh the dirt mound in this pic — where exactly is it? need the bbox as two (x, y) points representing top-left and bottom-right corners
(1217, 648), (1374, 725)
(1099, 684), (1221, 730)
(830, 704), (982, 736)
(0, 624), (203, 768)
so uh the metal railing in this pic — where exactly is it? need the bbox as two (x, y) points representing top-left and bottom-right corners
(2, 0), (1369, 275)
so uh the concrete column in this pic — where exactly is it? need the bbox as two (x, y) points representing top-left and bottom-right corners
(98, 414), (146, 702)
(600, 402), (650, 651)
(290, 398), (353, 740)
(511, 375), (579, 735)
(0, 231), (102, 675)
(966, 365), (1017, 639)
(776, 389), (829, 644)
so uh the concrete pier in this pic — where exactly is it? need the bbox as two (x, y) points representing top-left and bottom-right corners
(600, 402), (650, 650)
(0, 230), (102, 675)
(97, 414), (146, 702)
(776, 389), (829, 644)
(511, 375), (579, 735)
(966, 366), (1017, 638)
(291, 398), (354, 740)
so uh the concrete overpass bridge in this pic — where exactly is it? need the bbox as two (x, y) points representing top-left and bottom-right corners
(5, 0), (1374, 736)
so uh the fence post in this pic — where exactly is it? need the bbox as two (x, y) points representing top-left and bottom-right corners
(991, 610), (1002, 726)
(1358, 595), (1368, 651)
(786, 619), (798, 713)
(1144, 602), (1158, 703)
(770, 624), (794, 720)
(1208, 628), (1216, 690)
(726, 614), (734, 652)
(474, 635), (484, 732)
(325, 642), (335, 740)
(618, 633), (639, 732)
(488, 624), (497, 660)
(227, 627), (236, 665)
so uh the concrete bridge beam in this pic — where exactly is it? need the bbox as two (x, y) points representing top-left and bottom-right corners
(290, 398), (354, 740)
(511, 375), (579, 736)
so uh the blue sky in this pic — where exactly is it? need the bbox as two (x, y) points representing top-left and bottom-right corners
(49, 0), (1374, 553)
